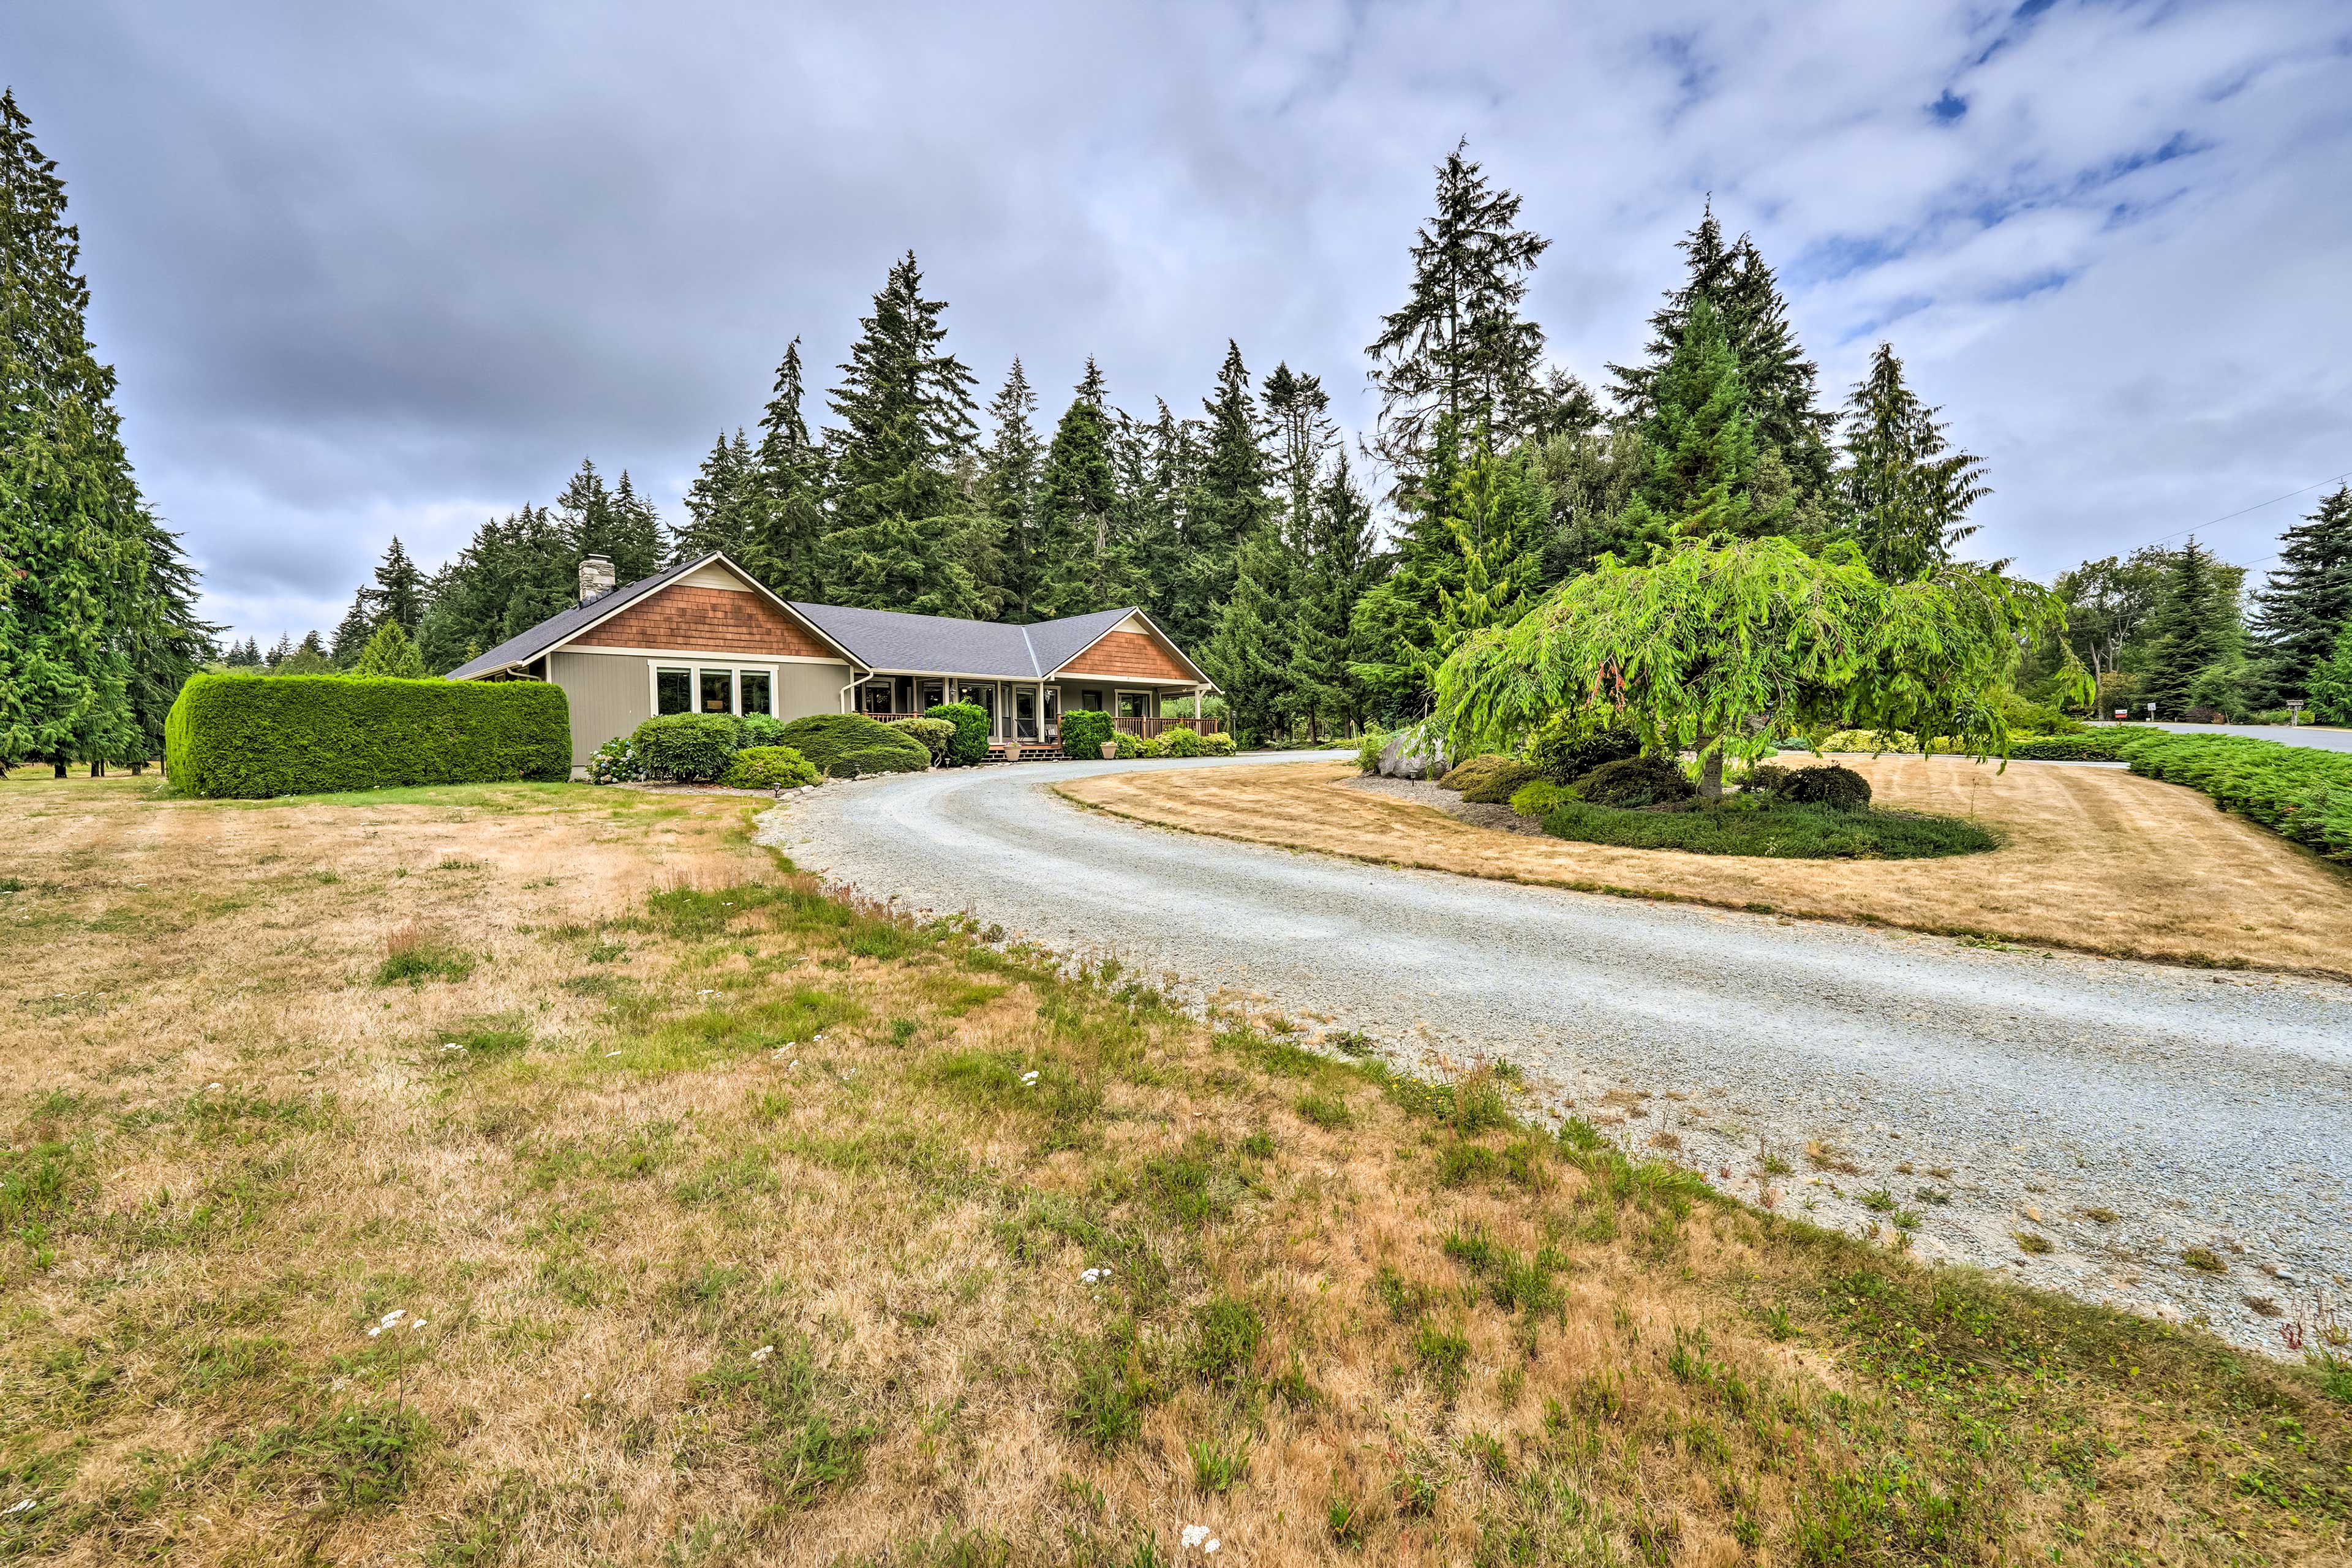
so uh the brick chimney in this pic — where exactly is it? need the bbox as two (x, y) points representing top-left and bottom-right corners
(578, 554), (616, 605)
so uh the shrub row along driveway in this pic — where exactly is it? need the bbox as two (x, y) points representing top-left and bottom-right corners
(767, 750), (2352, 1351)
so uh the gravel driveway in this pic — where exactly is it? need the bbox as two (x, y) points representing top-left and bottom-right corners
(762, 751), (2352, 1352)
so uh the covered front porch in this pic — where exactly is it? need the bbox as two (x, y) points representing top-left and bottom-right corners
(845, 671), (1220, 756)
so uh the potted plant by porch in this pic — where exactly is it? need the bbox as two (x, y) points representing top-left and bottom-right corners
(1101, 741), (1118, 760)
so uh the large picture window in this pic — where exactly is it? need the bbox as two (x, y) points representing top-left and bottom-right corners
(1117, 690), (1150, 719)
(699, 669), (733, 714)
(739, 670), (772, 718)
(655, 668), (693, 715)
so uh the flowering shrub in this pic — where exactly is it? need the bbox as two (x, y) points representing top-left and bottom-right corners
(588, 735), (641, 785)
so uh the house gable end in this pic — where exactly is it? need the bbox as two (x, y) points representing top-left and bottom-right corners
(570, 579), (835, 658)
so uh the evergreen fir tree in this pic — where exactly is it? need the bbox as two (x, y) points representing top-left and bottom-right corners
(1261, 363), (1335, 550)
(1032, 367), (1125, 620)
(1424, 437), (1545, 673)
(1365, 140), (1550, 494)
(1534, 426), (1645, 585)
(330, 589), (376, 668)
(224, 637), (262, 668)
(748, 337), (829, 598)
(1121, 400), (1198, 634)
(1611, 298), (1781, 549)
(2139, 539), (2245, 718)
(608, 469), (666, 581)
(2307, 624), (2352, 726)
(818, 513), (981, 619)
(122, 513), (218, 766)
(1204, 519), (1294, 745)
(827, 252), (977, 535)
(0, 89), (149, 771)
(676, 428), (758, 560)
(500, 504), (584, 636)
(1291, 453), (1377, 735)
(2251, 486), (2352, 701)
(1608, 204), (1836, 503)
(277, 631), (333, 675)
(264, 634), (295, 671)
(1174, 342), (1270, 650)
(1840, 342), (1988, 582)
(979, 358), (1044, 620)
(350, 619), (428, 678)
(554, 459), (660, 584)
(371, 537), (427, 631)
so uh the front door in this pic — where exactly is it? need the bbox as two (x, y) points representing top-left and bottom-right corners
(1015, 688), (1038, 741)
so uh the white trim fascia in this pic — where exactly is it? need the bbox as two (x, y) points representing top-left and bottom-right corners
(562, 646), (843, 665)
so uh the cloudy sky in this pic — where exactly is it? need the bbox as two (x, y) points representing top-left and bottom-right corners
(7, 0), (2350, 643)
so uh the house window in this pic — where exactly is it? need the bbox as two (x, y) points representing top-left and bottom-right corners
(1117, 690), (1150, 719)
(1081, 688), (1105, 712)
(655, 668), (693, 715)
(919, 680), (945, 711)
(739, 670), (772, 718)
(699, 669), (734, 714)
(859, 683), (894, 717)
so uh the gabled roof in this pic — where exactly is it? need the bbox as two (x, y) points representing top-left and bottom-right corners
(445, 553), (853, 681)
(787, 601), (1210, 685)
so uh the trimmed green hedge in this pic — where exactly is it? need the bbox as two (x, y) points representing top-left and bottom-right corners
(633, 713), (744, 782)
(1060, 710), (1114, 759)
(2008, 731), (2135, 761)
(2120, 732), (2352, 861)
(775, 714), (930, 778)
(925, 703), (990, 766)
(1539, 797), (1996, 859)
(888, 716), (956, 766)
(720, 745), (820, 790)
(164, 673), (570, 798)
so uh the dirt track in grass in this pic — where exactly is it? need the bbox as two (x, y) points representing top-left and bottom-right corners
(1057, 756), (2352, 978)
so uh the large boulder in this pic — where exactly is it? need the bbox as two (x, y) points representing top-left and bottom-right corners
(1378, 722), (1451, 780)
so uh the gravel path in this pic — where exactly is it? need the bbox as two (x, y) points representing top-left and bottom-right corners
(2090, 720), (2352, 752)
(761, 751), (2352, 1352)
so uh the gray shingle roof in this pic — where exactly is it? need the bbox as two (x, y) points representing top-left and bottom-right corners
(443, 554), (716, 681)
(445, 551), (1207, 685)
(787, 602), (1169, 680)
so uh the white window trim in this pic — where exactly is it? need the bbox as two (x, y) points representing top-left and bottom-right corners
(647, 659), (784, 718)
(1116, 688), (1152, 720)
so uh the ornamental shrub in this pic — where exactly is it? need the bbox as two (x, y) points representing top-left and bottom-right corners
(1460, 761), (1539, 805)
(587, 735), (641, 785)
(720, 745), (820, 790)
(1159, 726), (1206, 758)
(740, 714), (790, 748)
(1200, 731), (1237, 756)
(1060, 709), (1114, 759)
(1573, 755), (1695, 808)
(1113, 730), (1166, 759)
(1355, 726), (1390, 774)
(633, 713), (745, 783)
(775, 713), (930, 778)
(924, 703), (990, 766)
(1779, 763), (1872, 810)
(1509, 779), (1570, 818)
(2121, 731), (2352, 861)
(1738, 761), (1793, 795)
(888, 717), (956, 766)
(1529, 720), (1643, 785)
(164, 673), (569, 799)
(2009, 732), (2135, 761)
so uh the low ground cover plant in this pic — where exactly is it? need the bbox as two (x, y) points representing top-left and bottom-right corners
(776, 714), (931, 778)
(164, 673), (570, 797)
(719, 745), (820, 791)
(923, 703), (991, 766)
(632, 712), (744, 783)
(2123, 730), (2352, 861)
(3, 775), (2344, 1562)
(2009, 731), (2135, 761)
(1572, 754), (1697, 808)
(1538, 794), (1997, 858)
(1438, 755), (1542, 805)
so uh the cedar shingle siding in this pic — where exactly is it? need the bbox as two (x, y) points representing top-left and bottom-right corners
(571, 586), (831, 658)
(1058, 630), (1192, 682)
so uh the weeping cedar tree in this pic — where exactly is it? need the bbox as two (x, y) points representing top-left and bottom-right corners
(1435, 537), (2061, 797)
(1841, 343), (1988, 583)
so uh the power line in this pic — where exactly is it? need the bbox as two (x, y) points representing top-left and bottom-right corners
(2116, 467), (2352, 560)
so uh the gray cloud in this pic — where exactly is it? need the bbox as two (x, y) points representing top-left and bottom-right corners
(7, 0), (2348, 641)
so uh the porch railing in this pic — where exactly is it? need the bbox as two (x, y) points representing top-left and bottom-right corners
(1112, 715), (1223, 739)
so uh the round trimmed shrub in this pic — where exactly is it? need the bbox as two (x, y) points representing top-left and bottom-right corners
(1509, 778), (1570, 818)
(889, 716), (957, 766)
(633, 713), (745, 783)
(924, 703), (990, 766)
(1159, 726), (1206, 758)
(1574, 755), (1697, 808)
(720, 745), (820, 790)
(1739, 761), (1793, 796)
(1529, 720), (1642, 785)
(1779, 763), (1872, 810)
(1460, 760), (1539, 805)
(739, 714), (789, 748)
(1060, 709), (1114, 760)
(1112, 729), (1165, 759)
(774, 713), (930, 778)
(1200, 731), (1237, 756)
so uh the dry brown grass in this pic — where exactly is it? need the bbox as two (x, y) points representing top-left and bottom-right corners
(2, 774), (2346, 1565)
(1058, 757), (2352, 977)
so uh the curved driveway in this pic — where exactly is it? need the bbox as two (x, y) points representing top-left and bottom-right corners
(764, 750), (2352, 1349)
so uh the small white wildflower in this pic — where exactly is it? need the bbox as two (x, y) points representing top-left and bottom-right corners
(1020, 1070), (1040, 1086)
(1180, 1524), (1213, 1551)
(1204, 1540), (1219, 1555)
(749, 1344), (775, 1363)
(411, 1319), (428, 1331)
(366, 1326), (382, 1337)
(381, 1310), (405, 1325)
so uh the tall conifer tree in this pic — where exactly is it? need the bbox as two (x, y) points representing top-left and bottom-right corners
(1840, 342), (1988, 582)
(979, 358), (1043, 620)
(1032, 363), (1123, 620)
(1175, 342), (1270, 650)
(749, 337), (828, 598)
(2139, 539), (2245, 717)
(370, 537), (428, 631)
(2251, 486), (2352, 701)
(0, 89), (154, 770)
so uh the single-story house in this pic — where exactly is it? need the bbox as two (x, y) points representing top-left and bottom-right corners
(447, 552), (1219, 772)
